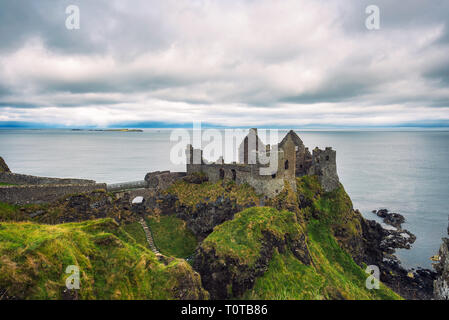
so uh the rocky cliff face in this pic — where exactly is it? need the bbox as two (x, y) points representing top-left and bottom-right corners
(192, 207), (311, 299)
(4, 190), (143, 224)
(333, 207), (436, 300)
(0, 157), (11, 173)
(433, 224), (449, 300)
(149, 179), (259, 240)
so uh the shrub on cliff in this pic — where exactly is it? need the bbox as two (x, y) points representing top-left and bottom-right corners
(0, 218), (208, 299)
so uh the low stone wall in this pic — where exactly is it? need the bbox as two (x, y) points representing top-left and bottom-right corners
(0, 183), (107, 205)
(107, 180), (147, 192)
(144, 171), (186, 190)
(0, 172), (96, 186)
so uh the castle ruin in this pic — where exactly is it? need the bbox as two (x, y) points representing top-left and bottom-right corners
(186, 129), (340, 197)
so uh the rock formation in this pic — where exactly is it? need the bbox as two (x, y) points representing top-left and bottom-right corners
(433, 219), (449, 300)
(0, 157), (11, 173)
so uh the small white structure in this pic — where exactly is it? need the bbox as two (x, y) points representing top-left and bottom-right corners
(132, 196), (144, 204)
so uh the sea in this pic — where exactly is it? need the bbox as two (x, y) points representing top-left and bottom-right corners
(1, 128), (448, 269)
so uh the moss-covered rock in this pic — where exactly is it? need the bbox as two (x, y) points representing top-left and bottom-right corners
(193, 191), (401, 300)
(193, 207), (311, 299)
(158, 180), (259, 240)
(0, 157), (11, 173)
(0, 190), (140, 225)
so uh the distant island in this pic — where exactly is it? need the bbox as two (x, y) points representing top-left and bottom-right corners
(71, 129), (143, 132)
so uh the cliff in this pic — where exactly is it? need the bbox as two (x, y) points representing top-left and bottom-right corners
(0, 171), (432, 300)
(0, 218), (207, 299)
(0, 157), (11, 174)
(433, 223), (449, 300)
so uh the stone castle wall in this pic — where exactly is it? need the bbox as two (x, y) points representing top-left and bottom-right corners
(185, 129), (339, 197)
(308, 147), (340, 192)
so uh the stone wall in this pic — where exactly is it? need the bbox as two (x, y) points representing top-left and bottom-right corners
(107, 180), (147, 192)
(0, 183), (107, 205)
(187, 162), (291, 198)
(144, 171), (186, 190)
(0, 172), (96, 186)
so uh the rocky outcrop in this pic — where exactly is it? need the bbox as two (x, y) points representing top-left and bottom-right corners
(340, 209), (436, 300)
(0, 157), (10, 173)
(433, 226), (449, 300)
(374, 209), (405, 229)
(153, 193), (255, 240)
(193, 208), (310, 299)
(15, 191), (144, 224)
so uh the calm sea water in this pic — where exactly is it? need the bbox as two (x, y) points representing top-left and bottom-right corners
(1, 129), (448, 269)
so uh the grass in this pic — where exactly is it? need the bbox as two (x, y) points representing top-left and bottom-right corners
(202, 207), (304, 267)
(122, 222), (148, 248)
(146, 215), (197, 258)
(0, 218), (207, 299)
(165, 180), (259, 212)
(200, 198), (400, 300)
(0, 202), (32, 222)
(0, 182), (17, 186)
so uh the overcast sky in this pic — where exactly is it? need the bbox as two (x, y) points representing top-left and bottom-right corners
(0, 0), (449, 128)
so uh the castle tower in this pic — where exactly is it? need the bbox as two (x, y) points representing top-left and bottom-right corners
(238, 128), (265, 164)
(309, 147), (339, 192)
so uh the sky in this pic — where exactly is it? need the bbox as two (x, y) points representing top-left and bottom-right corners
(0, 0), (449, 128)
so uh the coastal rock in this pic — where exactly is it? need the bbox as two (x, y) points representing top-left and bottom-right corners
(335, 207), (435, 300)
(357, 210), (435, 300)
(374, 209), (405, 229)
(0, 157), (11, 173)
(433, 234), (449, 299)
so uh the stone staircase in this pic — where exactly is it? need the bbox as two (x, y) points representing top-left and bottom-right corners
(139, 218), (160, 254)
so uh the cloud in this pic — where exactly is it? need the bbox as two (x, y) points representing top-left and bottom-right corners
(0, 0), (449, 127)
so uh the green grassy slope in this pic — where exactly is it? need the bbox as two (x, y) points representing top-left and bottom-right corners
(146, 215), (198, 258)
(202, 207), (304, 267)
(0, 218), (207, 300)
(198, 177), (401, 300)
(243, 218), (399, 300)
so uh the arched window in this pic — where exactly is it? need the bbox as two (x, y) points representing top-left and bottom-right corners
(231, 169), (236, 181)
(219, 168), (225, 179)
(284, 160), (289, 170)
(326, 155), (330, 161)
